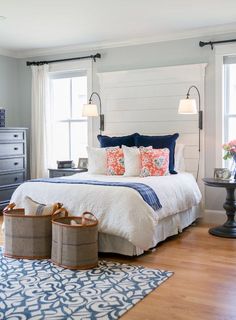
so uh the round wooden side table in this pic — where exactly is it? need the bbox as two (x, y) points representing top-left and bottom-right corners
(203, 178), (236, 238)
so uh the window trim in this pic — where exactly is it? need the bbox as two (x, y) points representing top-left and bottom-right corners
(224, 64), (230, 146)
(215, 43), (236, 167)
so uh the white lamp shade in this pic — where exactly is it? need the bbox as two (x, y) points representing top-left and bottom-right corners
(82, 104), (99, 117)
(178, 99), (197, 114)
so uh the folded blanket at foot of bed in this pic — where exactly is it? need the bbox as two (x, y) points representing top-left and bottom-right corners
(30, 178), (162, 211)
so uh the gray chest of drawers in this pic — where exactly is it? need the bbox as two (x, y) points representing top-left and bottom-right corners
(0, 128), (27, 210)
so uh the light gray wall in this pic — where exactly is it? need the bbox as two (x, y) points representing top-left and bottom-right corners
(0, 55), (20, 127)
(14, 31), (236, 212)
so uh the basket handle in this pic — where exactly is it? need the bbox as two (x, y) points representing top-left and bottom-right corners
(3, 203), (16, 213)
(52, 207), (69, 219)
(81, 212), (98, 226)
(52, 202), (63, 214)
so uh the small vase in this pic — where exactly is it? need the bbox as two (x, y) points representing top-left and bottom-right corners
(231, 155), (236, 180)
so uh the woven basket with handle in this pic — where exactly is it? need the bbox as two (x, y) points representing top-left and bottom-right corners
(51, 211), (98, 270)
(3, 202), (64, 259)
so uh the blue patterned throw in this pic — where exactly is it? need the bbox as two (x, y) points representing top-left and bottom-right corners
(29, 178), (162, 211)
(0, 248), (173, 319)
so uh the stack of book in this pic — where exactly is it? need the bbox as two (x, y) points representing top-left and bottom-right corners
(0, 109), (5, 127)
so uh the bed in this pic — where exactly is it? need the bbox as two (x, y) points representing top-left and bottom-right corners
(10, 171), (201, 256)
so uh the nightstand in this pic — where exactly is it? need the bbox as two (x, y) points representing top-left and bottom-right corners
(203, 178), (236, 238)
(48, 168), (88, 178)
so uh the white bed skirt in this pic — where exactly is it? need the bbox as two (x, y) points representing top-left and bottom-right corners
(98, 205), (200, 256)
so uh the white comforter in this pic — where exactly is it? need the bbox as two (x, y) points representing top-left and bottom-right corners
(11, 172), (201, 250)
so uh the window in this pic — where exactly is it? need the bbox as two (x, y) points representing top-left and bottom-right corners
(224, 60), (236, 144)
(215, 46), (236, 167)
(49, 72), (88, 166)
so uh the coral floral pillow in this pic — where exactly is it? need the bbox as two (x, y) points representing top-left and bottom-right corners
(140, 148), (169, 177)
(106, 147), (125, 175)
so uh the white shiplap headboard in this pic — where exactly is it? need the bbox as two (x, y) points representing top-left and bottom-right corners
(98, 63), (207, 196)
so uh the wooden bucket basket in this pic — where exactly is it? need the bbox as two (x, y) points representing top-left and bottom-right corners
(3, 202), (65, 260)
(51, 211), (98, 270)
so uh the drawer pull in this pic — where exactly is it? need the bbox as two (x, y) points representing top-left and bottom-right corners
(14, 177), (18, 182)
(14, 162), (19, 166)
(14, 147), (18, 150)
(14, 134), (18, 138)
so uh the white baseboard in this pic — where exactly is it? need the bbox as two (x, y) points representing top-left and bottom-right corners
(202, 209), (226, 224)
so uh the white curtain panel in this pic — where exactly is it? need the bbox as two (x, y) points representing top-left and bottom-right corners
(31, 65), (52, 178)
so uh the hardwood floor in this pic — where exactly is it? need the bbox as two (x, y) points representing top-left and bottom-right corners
(1, 216), (236, 320)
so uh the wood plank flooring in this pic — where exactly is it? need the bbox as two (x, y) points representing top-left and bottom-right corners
(1, 216), (236, 320)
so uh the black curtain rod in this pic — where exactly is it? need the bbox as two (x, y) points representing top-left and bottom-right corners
(199, 39), (236, 50)
(26, 53), (101, 66)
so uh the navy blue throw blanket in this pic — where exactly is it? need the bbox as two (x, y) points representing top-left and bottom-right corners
(29, 178), (162, 211)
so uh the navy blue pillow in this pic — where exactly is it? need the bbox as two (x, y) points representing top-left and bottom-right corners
(135, 133), (179, 174)
(97, 133), (139, 148)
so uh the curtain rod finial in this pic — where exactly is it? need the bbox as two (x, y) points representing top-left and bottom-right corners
(93, 53), (101, 62)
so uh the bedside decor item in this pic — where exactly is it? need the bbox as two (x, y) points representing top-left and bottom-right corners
(78, 157), (88, 169)
(57, 160), (73, 169)
(178, 85), (203, 181)
(223, 139), (236, 179)
(214, 168), (231, 180)
(83, 91), (104, 133)
(51, 211), (98, 269)
(0, 109), (5, 127)
(0, 247), (173, 320)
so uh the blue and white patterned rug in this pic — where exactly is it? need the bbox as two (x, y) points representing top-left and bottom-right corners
(0, 248), (173, 320)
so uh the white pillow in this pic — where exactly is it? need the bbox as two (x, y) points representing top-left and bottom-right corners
(24, 197), (55, 216)
(175, 143), (185, 172)
(123, 145), (141, 176)
(87, 147), (106, 174)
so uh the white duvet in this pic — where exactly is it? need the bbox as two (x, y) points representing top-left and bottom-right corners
(11, 172), (201, 250)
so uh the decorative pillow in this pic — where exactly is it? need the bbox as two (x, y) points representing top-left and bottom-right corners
(87, 147), (106, 174)
(106, 147), (125, 175)
(123, 145), (152, 176)
(175, 143), (185, 172)
(122, 145), (140, 176)
(97, 133), (139, 148)
(135, 133), (179, 174)
(24, 196), (56, 216)
(140, 148), (169, 177)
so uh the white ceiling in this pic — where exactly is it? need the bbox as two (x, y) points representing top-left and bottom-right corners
(0, 0), (236, 57)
